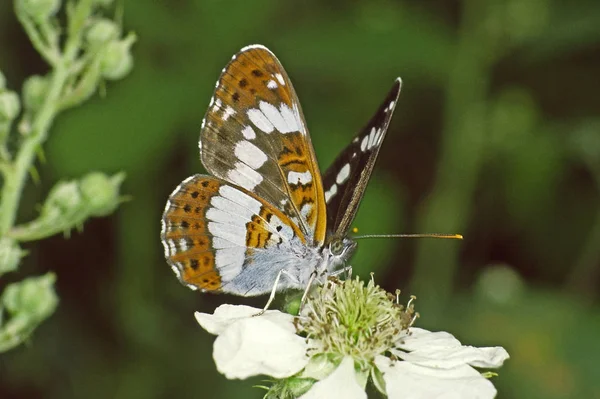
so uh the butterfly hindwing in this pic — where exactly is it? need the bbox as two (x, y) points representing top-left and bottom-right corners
(199, 45), (327, 246)
(323, 78), (402, 237)
(161, 175), (308, 295)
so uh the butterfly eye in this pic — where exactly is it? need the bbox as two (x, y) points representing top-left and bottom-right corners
(330, 239), (344, 256)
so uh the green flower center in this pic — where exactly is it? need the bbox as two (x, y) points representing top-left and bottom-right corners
(295, 276), (417, 365)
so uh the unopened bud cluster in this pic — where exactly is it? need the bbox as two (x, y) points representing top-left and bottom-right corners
(1, 0), (131, 354)
(17, 0), (61, 22)
(9, 172), (125, 242)
(0, 273), (58, 352)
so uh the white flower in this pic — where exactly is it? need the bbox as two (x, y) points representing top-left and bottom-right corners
(195, 305), (308, 379)
(195, 279), (509, 398)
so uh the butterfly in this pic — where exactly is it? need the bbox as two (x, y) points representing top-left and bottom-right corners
(161, 44), (401, 302)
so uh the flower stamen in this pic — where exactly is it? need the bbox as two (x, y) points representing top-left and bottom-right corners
(295, 276), (415, 366)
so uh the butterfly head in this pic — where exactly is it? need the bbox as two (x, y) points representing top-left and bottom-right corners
(321, 236), (357, 274)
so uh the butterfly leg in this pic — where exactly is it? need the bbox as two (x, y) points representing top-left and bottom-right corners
(299, 270), (318, 312)
(253, 268), (297, 317)
(298, 266), (352, 313)
(330, 265), (353, 279)
(345, 266), (353, 279)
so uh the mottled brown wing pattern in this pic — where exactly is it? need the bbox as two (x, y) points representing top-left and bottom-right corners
(161, 175), (307, 294)
(199, 45), (327, 246)
(161, 176), (222, 291)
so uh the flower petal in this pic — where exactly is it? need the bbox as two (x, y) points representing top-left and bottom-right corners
(299, 357), (366, 399)
(194, 304), (296, 335)
(393, 328), (509, 369)
(375, 356), (498, 399)
(211, 313), (308, 379)
(395, 328), (461, 351)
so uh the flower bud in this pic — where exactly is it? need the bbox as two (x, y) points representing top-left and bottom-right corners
(0, 91), (20, 121)
(86, 19), (120, 49)
(2, 273), (58, 322)
(22, 75), (49, 112)
(17, 0), (61, 22)
(42, 180), (83, 218)
(99, 33), (136, 81)
(9, 173), (125, 242)
(80, 171), (125, 217)
(0, 238), (23, 276)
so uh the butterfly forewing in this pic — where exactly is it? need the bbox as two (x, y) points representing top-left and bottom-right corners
(323, 78), (402, 237)
(199, 45), (327, 246)
(161, 175), (307, 295)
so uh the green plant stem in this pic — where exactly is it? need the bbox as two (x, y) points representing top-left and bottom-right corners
(0, 65), (66, 235)
(0, 0), (94, 236)
(14, 8), (59, 66)
(64, 0), (93, 61)
(411, 0), (494, 312)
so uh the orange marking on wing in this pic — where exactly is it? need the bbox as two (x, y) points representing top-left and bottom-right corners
(180, 253), (222, 291)
(164, 217), (207, 238)
(245, 204), (305, 250)
(245, 213), (272, 249)
(166, 233), (211, 255)
(167, 178), (219, 217)
(210, 47), (295, 131)
(278, 133), (320, 233)
(312, 178), (327, 244)
(163, 176), (223, 291)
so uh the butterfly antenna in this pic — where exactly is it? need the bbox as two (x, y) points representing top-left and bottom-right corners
(353, 233), (463, 240)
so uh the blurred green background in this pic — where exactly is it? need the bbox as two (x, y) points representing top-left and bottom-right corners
(2, 0), (600, 398)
